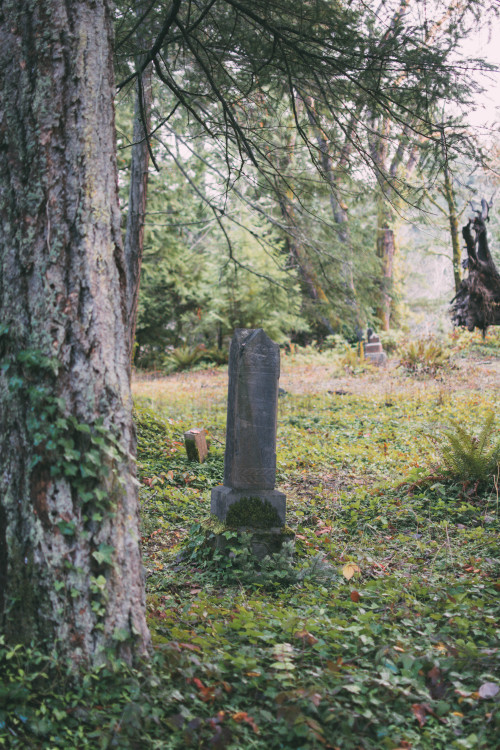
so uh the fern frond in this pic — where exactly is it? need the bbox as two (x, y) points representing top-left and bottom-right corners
(432, 412), (500, 484)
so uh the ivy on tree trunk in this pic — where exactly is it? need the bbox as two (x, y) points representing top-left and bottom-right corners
(0, 0), (150, 664)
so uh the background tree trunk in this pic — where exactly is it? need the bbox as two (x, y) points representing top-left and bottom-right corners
(124, 0), (153, 361)
(302, 97), (360, 325)
(0, 0), (150, 664)
(376, 196), (397, 332)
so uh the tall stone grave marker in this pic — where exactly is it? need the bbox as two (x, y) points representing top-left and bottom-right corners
(211, 328), (286, 529)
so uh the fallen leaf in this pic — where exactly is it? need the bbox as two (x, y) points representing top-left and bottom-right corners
(178, 642), (201, 653)
(305, 716), (327, 744)
(411, 703), (430, 728)
(294, 629), (319, 645)
(232, 712), (259, 733)
(350, 590), (360, 602)
(342, 563), (361, 580)
(479, 682), (499, 699)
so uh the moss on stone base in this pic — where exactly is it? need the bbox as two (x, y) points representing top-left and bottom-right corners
(225, 496), (281, 529)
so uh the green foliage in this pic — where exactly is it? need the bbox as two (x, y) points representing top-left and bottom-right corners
(225, 497), (281, 528)
(399, 337), (450, 375)
(4, 352), (500, 749)
(339, 341), (370, 374)
(180, 522), (299, 587)
(450, 328), (500, 359)
(379, 329), (406, 355)
(428, 412), (500, 485)
(163, 345), (206, 373)
(200, 346), (229, 366)
(162, 344), (230, 373)
(127, 152), (308, 367)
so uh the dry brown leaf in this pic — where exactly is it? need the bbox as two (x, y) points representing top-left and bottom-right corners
(342, 563), (361, 579)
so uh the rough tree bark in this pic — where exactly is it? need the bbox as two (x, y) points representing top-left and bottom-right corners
(0, 0), (150, 663)
(451, 201), (500, 331)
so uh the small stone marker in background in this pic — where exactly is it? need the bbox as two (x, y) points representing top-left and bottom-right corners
(184, 428), (208, 463)
(364, 328), (387, 366)
(211, 328), (288, 557)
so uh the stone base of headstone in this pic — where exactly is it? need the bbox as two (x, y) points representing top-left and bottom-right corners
(211, 485), (286, 527)
(184, 428), (208, 463)
(364, 333), (387, 366)
(365, 350), (387, 366)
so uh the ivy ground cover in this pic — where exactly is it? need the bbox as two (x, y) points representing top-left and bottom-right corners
(1, 337), (499, 749)
(131, 343), (499, 750)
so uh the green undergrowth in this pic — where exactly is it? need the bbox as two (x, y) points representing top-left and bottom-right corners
(451, 327), (500, 359)
(2, 365), (499, 749)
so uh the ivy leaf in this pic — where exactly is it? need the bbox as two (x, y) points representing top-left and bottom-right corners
(113, 627), (130, 642)
(92, 544), (115, 566)
(57, 519), (76, 536)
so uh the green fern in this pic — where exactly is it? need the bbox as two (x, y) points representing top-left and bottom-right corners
(431, 413), (500, 483)
(400, 338), (449, 375)
(163, 345), (205, 372)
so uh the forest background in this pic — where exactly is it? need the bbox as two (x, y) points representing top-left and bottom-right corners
(114, 0), (500, 371)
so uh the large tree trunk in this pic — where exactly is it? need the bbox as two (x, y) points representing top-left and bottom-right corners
(451, 203), (500, 331)
(0, 0), (150, 664)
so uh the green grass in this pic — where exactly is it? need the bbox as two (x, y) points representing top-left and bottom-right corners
(1, 355), (499, 749)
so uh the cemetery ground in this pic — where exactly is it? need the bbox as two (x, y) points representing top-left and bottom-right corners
(1, 330), (499, 749)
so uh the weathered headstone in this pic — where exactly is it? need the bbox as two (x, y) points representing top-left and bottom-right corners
(184, 428), (208, 463)
(364, 328), (387, 365)
(211, 329), (286, 533)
